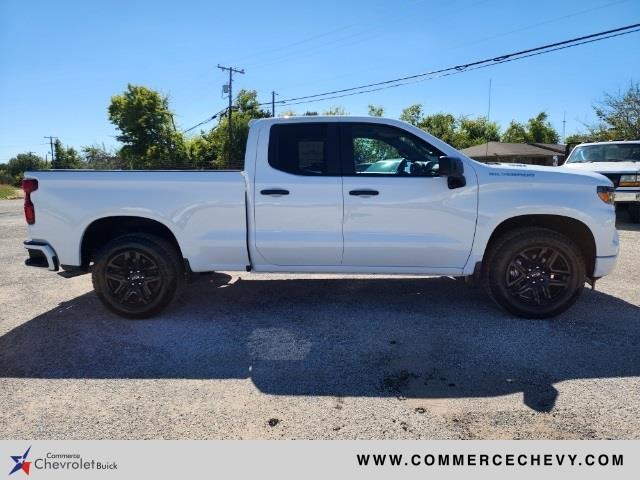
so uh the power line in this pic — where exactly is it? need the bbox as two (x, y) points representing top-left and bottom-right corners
(257, 23), (640, 107)
(247, 25), (638, 110)
(183, 108), (227, 133)
(184, 23), (640, 131)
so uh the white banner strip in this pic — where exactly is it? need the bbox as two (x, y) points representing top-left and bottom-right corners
(1, 440), (637, 479)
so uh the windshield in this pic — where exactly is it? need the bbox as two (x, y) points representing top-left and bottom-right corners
(566, 144), (640, 163)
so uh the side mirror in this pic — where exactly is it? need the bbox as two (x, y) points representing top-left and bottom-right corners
(438, 156), (466, 189)
(438, 156), (464, 176)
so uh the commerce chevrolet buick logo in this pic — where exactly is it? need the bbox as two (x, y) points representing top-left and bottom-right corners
(8, 446), (31, 476)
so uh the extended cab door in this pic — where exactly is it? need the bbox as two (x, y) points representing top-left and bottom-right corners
(253, 122), (343, 266)
(340, 122), (477, 269)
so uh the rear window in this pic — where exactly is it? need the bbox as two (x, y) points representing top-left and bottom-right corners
(268, 124), (338, 175)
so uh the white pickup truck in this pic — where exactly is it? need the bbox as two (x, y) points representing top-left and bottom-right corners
(563, 140), (640, 223)
(22, 116), (619, 319)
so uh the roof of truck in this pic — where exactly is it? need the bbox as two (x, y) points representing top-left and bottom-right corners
(575, 140), (640, 146)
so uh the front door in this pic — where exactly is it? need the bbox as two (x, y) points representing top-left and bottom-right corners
(253, 122), (343, 266)
(340, 122), (477, 269)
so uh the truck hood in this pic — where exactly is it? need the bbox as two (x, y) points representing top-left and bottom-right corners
(480, 162), (613, 186)
(561, 161), (640, 174)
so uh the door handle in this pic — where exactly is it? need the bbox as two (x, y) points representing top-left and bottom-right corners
(261, 189), (290, 196)
(349, 189), (379, 196)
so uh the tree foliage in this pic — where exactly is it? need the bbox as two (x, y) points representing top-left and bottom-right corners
(526, 112), (559, 143)
(588, 81), (640, 141)
(367, 105), (384, 117)
(323, 106), (348, 116)
(195, 89), (271, 168)
(5, 153), (46, 186)
(108, 84), (188, 168)
(501, 120), (529, 143)
(400, 103), (499, 149)
(54, 139), (84, 169)
(82, 144), (122, 169)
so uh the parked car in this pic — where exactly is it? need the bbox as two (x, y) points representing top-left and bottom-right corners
(22, 116), (618, 319)
(563, 141), (640, 223)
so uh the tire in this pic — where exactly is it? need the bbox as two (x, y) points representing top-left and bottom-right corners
(482, 228), (586, 319)
(629, 204), (640, 224)
(92, 234), (182, 319)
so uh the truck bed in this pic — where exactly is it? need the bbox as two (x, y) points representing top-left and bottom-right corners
(25, 170), (250, 271)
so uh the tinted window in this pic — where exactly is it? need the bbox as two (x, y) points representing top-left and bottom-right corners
(269, 124), (337, 175)
(345, 123), (443, 176)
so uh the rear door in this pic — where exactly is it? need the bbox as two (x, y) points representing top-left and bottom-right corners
(253, 123), (343, 266)
(340, 122), (478, 269)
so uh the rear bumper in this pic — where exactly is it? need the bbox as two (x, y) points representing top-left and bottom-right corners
(24, 241), (59, 271)
(593, 254), (617, 278)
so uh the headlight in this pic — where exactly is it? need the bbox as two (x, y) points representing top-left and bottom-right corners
(597, 186), (615, 204)
(620, 174), (640, 187)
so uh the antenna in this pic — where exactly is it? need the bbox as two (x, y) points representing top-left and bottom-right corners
(485, 78), (492, 158)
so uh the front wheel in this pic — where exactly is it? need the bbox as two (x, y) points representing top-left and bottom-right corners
(92, 234), (182, 319)
(483, 228), (586, 318)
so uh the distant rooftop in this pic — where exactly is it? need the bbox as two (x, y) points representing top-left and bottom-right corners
(460, 142), (566, 158)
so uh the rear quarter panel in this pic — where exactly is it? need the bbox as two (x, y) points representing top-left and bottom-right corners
(24, 170), (249, 271)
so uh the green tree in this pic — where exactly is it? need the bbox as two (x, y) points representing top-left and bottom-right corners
(454, 116), (500, 149)
(586, 80), (640, 141)
(82, 144), (121, 169)
(6, 153), (46, 186)
(367, 105), (384, 117)
(500, 113), (559, 144)
(202, 89), (271, 168)
(323, 106), (348, 116)
(108, 84), (188, 169)
(53, 139), (85, 169)
(399, 104), (423, 126)
(303, 111), (319, 116)
(501, 120), (529, 143)
(420, 113), (457, 145)
(526, 112), (559, 143)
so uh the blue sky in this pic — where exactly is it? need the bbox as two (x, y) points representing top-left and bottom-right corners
(1, 0), (639, 161)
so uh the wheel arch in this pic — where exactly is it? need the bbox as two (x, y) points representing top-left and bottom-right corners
(80, 216), (185, 270)
(484, 214), (596, 277)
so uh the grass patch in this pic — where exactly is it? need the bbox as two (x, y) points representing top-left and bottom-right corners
(0, 184), (20, 200)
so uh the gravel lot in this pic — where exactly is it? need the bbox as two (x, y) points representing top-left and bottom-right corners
(1, 198), (639, 439)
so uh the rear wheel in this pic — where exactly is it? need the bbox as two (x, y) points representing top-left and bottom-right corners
(483, 228), (586, 318)
(92, 234), (182, 319)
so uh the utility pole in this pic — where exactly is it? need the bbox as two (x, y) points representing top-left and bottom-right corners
(271, 91), (278, 117)
(217, 64), (245, 166)
(44, 136), (58, 168)
(562, 111), (567, 144)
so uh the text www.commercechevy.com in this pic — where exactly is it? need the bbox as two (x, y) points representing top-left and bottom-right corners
(356, 452), (623, 468)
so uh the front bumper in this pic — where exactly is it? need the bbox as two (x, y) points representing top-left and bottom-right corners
(614, 189), (640, 203)
(24, 241), (59, 271)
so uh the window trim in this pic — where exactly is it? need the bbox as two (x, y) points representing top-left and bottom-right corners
(268, 123), (341, 176)
(339, 123), (444, 177)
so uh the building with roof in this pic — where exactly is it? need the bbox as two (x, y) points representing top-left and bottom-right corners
(460, 142), (567, 166)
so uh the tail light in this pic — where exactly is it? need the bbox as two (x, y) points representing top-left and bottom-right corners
(22, 179), (38, 225)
